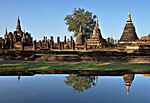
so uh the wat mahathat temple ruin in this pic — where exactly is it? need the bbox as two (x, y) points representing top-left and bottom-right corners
(0, 12), (150, 61)
(0, 12), (150, 53)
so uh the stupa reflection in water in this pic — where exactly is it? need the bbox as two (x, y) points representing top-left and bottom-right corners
(123, 74), (135, 95)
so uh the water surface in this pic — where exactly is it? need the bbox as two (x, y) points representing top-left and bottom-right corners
(0, 74), (149, 103)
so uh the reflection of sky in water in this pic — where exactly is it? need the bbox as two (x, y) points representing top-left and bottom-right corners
(0, 74), (149, 103)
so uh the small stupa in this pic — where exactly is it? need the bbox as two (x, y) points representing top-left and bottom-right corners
(76, 25), (85, 45)
(87, 17), (107, 48)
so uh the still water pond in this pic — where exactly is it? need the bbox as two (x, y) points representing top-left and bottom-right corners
(0, 74), (149, 103)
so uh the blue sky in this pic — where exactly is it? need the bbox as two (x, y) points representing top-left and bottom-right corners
(0, 0), (149, 40)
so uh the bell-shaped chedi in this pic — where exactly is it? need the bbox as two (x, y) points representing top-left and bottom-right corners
(91, 17), (104, 41)
(76, 25), (85, 45)
(87, 17), (107, 48)
(120, 12), (139, 42)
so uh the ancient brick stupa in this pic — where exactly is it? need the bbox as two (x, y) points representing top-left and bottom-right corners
(120, 12), (139, 43)
(2, 17), (33, 50)
(87, 17), (107, 49)
(76, 25), (85, 45)
(75, 25), (86, 50)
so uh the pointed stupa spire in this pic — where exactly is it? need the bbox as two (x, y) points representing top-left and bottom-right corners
(5, 28), (8, 35)
(95, 16), (99, 27)
(125, 83), (130, 95)
(17, 16), (20, 25)
(17, 76), (21, 84)
(16, 16), (22, 32)
(127, 11), (132, 23)
(4, 28), (8, 40)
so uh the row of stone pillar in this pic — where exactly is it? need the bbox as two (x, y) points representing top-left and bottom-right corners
(33, 36), (76, 51)
(0, 35), (86, 51)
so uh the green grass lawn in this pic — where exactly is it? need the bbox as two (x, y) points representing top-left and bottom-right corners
(0, 62), (150, 71)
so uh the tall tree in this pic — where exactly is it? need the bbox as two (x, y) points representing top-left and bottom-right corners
(64, 8), (96, 38)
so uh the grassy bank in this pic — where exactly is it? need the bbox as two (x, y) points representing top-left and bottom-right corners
(0, 62), (150, 71)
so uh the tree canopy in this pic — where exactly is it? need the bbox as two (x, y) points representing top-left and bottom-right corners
(64, 8), (96, 38)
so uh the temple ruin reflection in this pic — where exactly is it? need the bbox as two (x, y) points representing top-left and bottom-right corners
(0, 70), (147, 94)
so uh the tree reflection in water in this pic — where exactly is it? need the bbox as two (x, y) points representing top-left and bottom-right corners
(64, 74), (98, 92)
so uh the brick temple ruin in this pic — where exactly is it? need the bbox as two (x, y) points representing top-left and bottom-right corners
(0, 12), (150, 53)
